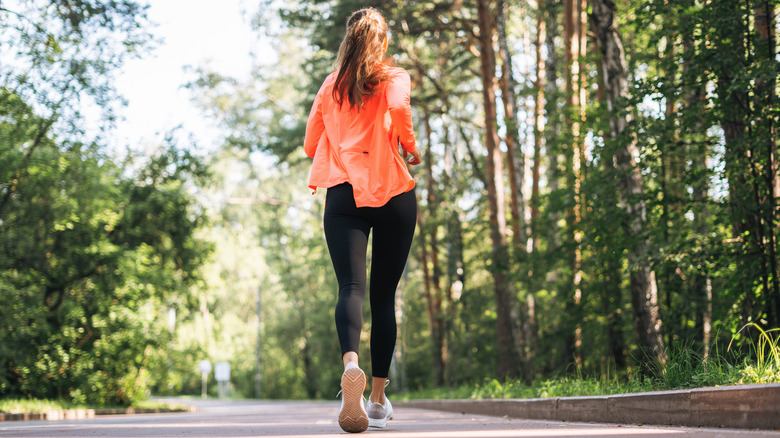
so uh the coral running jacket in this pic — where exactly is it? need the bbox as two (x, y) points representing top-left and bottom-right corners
(304, 67), (417, 208)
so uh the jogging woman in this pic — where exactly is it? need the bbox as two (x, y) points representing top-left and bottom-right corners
(303, 7), (421, 434)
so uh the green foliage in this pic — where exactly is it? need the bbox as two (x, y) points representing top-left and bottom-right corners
(729, 324), (780, 384)
(0, 122), (209, 405)
(185, 0), (780, 399)
(0, 1), (208, 406)
(0, 0), (151, 134)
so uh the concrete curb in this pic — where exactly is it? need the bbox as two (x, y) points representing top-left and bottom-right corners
(0, 406), (196, 422)
(398, 383), (780, 430)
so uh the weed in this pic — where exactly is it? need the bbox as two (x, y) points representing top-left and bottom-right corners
(729, 323), (780, 384)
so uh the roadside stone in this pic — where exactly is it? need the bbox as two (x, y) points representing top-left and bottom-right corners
(399, 383), (780, 431)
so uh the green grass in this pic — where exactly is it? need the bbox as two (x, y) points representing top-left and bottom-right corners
(0, 399), (87, 414)
(400, 325), (780, 401)
(397, 375), (654, 402)
(729, 323), (780, 384)
(653, 340), (740, 390)
(127, 400), (192, 411)
(0, 398), (191, 414)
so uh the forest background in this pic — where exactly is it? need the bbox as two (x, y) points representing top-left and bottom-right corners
(1, 0), (779, 406)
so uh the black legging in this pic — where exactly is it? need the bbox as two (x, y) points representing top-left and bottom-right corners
(323, 182), (417, 378)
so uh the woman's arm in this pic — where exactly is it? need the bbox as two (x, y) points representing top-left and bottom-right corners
(304, 90), (325, 158)
(386, 69), (417, 155)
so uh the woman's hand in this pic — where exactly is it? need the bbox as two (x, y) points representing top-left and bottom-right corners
(406, 149), (422, 166)
(399, 137), (421, 166)
(403, 148), (422, 166)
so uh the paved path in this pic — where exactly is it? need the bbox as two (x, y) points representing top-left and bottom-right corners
(1, 399), (778, 437)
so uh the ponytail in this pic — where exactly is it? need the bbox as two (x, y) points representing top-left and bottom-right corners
(332, 8), (389, 110)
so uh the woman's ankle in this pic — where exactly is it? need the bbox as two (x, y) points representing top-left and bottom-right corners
(342, 351), (359, 368)
(369, 392), (385, 404)
(370, 376), (388, 403)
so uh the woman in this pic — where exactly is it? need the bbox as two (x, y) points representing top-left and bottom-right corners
(303, 7), (421, 434)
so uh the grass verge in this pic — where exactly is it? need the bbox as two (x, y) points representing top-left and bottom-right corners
(400, 325), (780, 401)
(0, 398), (190, 414)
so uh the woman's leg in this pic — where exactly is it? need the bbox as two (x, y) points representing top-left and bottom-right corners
(367, 188), (417, 403)
(323, 184), (371, 367)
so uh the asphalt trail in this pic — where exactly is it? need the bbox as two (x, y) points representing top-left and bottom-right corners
(1, 399), (778, 437)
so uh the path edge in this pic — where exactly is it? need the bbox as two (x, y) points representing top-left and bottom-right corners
(398, 383), (780, 430)
(0, 406), (196, 422)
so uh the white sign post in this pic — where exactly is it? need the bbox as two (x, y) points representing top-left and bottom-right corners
(215, 362), (231, 399)
(198, 360), (211, 399)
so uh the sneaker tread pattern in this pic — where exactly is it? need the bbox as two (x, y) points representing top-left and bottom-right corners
(338, 367), (368, 433)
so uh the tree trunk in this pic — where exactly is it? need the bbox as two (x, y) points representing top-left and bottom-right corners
(602, 243), (627, 368)
(477, 0), (521, 379)
(525, 10), (545, 383)
(423, 109), (447, 384)
(418, 109), (446, 386)
(593, 29), (627, 370)
(497, 0), (531, 379)
(441, 121), (460, 384)
(660, 18), (678, 348)
(498, 0), (527, 250)
(544, 0), (563, 249)
(562, 0), (585, 370)
(541, 1), (562, 372)
(418, 206), (445, 385)
(680, 0), (713, 357)
(589, 0), (667, 366)
(531, 13), (544, 244)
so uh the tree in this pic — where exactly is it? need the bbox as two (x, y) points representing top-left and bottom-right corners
(561, 0), (587, 370)
(498, 0), (528, 250)
(419, 107), (447, 386)
(477, 0), (522, 379)
(589, 0), (667, 367)
(0, 1), (210, 405)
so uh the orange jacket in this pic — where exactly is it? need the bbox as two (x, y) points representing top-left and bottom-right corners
(304, 67), (417, 208)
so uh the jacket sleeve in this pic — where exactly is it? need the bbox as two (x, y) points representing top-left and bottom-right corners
(386, 69), (417, 154)
(304, 88), (325, 158)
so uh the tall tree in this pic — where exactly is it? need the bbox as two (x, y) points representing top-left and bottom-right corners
(420, 108), (447, 386)
(591, 28), (627, 370)
(589, 0), (667, 366)
(498, 0), (528, 250)
(497, 0), (532, 377)
(677, 0), (714, 357)
(477, 0), (521, 379)
(562, 0), (587, 369)
(526, 4), (545, 381)
(543, 1), (563, 253)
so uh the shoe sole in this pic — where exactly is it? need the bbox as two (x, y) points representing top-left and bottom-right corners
(368, 417), (387, 428)
(339, 368), (368, 433)
(368, 405), (392, 428)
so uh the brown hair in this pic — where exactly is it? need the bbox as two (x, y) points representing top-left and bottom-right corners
(332, 8), (389, 110)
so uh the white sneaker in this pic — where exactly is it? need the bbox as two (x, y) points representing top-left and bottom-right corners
(366, 397), (393, 428)
(338, 363), (368, 433)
